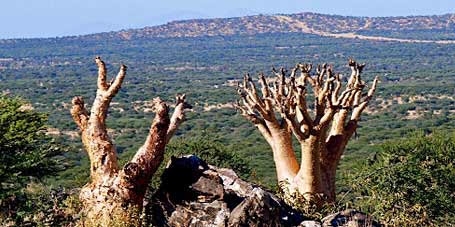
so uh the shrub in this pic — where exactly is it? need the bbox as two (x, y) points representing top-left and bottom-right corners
(348, 132), (455, 226)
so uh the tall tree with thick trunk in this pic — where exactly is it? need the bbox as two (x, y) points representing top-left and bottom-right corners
(236, 59), (379, 205)
(71, 57), (190, 226)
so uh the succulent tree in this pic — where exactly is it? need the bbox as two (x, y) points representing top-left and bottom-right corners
(70, 57), (190, 225)
(236, 59), (379, 205)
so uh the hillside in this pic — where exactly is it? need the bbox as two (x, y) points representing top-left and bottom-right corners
(82, 12), (455, 42)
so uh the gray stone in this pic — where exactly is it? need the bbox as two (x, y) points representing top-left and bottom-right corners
(168, 200), (229, 227)
(149, 156), (381, 227)
(322, 209), (381, 227)
(190, 169), (225, 202)
(299, 221), (322, 227)
(228, 188), (284, 226)
(150, 155), (304, 227)
(216, 167), (254, 197)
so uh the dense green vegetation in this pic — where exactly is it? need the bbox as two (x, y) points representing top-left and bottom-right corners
(0, 96), (65, 199)
(347, 132), (455, 226)
(357, 29), (455, 40)
(0, 96), (68, 224)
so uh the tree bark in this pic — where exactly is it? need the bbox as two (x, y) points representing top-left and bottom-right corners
(268, 125), (300, 183)
(71, 57), (189, 226)
(294, 135), (323, 199)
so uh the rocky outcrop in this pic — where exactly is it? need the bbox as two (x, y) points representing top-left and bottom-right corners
(321, 209), (381, 227)
(149, 155), (380, 227)
(150, 155), (304, 227)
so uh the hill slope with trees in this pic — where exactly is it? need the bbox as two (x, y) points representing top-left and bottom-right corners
(75, 12), (455, 42)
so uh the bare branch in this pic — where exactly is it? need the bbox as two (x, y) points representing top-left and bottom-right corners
(258, 73), (274, 112)
(317, 107), (337, 131)
(235, 102), (273, 144)
(282, 110), (307, 141)
(166, 94), (191, 143)
(126, 98), (170, 182)
(295, 84), (313, 128)
(271, 67), (287, 104)
(351, 76), (380, 121)
(89, 57), (128, 124)
(241, 74), (272, 119)
(71, 96), (89, 131)
(95, 56), (109, 91)
(316, 63), (327, 85)
(106, 64), (127, 97)
(347, 58), (357, 88)
(331, 73), (342, 104)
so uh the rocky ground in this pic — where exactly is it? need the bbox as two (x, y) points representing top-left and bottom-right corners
(147, 155), (381, 227)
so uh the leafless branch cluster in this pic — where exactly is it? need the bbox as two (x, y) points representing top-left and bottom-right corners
(237, 59), (379, 143)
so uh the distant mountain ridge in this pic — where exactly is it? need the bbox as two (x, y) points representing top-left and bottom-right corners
(1, 12), (454, 44)
(84, 12), (455, 42)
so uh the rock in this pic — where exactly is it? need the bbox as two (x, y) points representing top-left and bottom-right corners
(149, 156), (381, 227)
(150, 155), (304, 227)
(216, 168), (254, 197)
(299, 221), (322, 227)
(321, 209), (381, 227)
(229, 188), (291, 226)
(168, 200), (230, 227)
(191, 169), (225, 202)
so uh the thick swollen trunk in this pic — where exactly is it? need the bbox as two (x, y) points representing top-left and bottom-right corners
(294, 136), (323, 197)
(78, 104), (170, 226)
(270, 125), (355, 205)
(71, 58), (189, 226)
(279, 134), (340, 204)
(79, 177), (143, 226)
(270, 128), (299, 183)
(320, 163), (337, 203)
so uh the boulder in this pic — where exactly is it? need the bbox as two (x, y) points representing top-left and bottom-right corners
(321, 209), (381, 227)
(299, 221), (322, 227)
(149, 156), (381, 227)
(167, 200), (229, 227)
(150, 155), (304, 227)
(229, 188), (290, 226)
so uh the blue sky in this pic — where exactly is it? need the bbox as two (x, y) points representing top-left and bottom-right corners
(0, 0), (454, 38)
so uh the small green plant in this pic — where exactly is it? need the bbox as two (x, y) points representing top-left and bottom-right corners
(1, 184), (81, 226)
(80, 204), (141, 227)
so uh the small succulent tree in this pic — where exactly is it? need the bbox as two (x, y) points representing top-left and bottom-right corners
(236, 59), (379, 205)
(70, 57), (190, 225)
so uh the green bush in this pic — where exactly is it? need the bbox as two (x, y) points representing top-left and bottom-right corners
(0, 96), (69, 224)
(348, 132), (455, 226)
(3, 184), (81, 226)
(0, 96), (66, 199)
